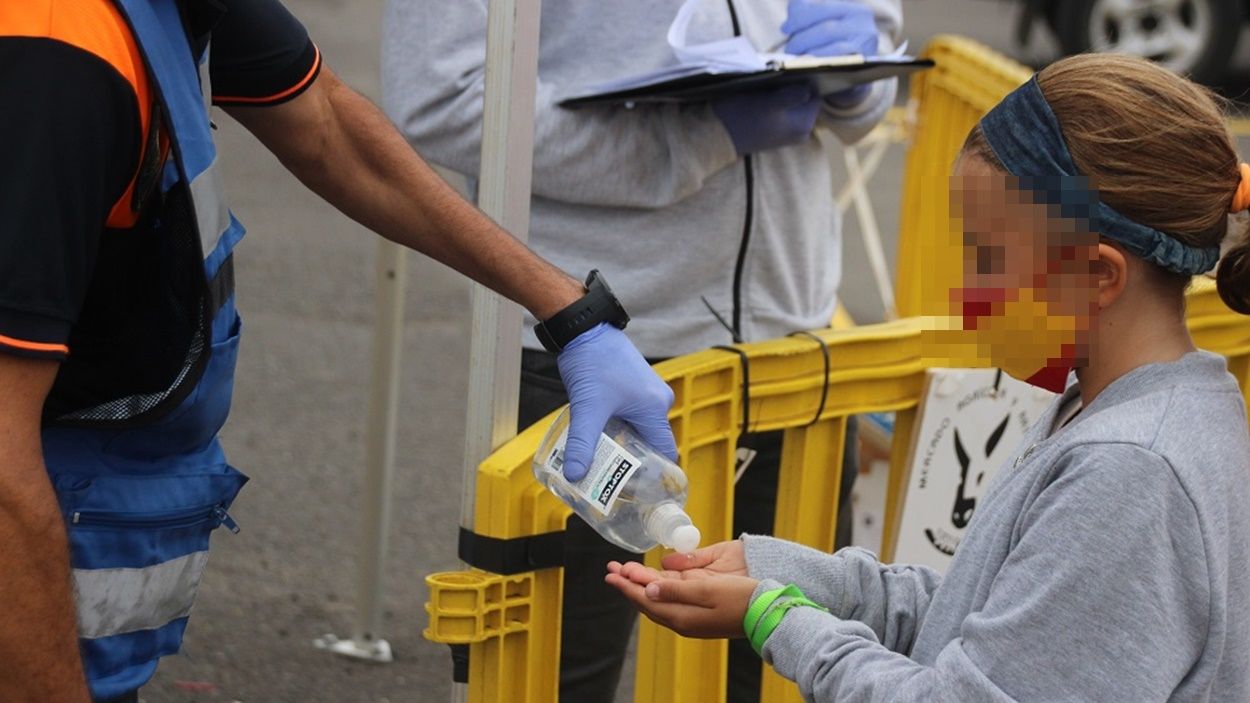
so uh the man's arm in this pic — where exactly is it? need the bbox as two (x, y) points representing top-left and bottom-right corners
(223, 65), (678, 476)
(0, 355), (90, 702)
(224, 66), (583, 320)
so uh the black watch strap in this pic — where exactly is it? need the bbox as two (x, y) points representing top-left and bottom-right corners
(533, 270), (630, 353)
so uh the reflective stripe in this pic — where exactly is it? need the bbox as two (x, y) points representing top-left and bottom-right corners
(189, 157), (231, 257)
(198, 43), (213, 113)
(192, 44), (230, 259)
(73, 551), (209, 640)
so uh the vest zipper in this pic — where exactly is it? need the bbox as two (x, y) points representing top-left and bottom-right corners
(71, 503), (238, 533)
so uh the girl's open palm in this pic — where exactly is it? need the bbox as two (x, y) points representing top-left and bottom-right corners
(605, 560), (757, 639)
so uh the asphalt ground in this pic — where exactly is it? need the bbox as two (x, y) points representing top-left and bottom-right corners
(138, 2), (1250, 701)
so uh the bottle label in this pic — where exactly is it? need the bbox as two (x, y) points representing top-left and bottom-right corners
(542, 429), (642, 516)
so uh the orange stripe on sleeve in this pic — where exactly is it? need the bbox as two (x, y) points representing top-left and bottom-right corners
(0, 334), (69, 355)
(213, 45), (322, 105)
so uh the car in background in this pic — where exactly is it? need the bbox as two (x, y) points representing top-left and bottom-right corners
(1013, 0), (1245, 84)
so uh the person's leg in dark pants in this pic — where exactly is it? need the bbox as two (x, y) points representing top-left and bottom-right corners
(519, 349), (639, 702)
(725, 417), (859, 703)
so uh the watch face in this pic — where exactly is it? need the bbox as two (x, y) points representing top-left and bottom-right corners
(590, 272), (628, 328)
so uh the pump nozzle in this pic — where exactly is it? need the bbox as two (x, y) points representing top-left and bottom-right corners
(669, 524), (702, 554)
(647, 502), (702, 554)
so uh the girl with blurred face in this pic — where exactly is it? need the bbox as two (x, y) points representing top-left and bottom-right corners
(606, 54), (1250, 701)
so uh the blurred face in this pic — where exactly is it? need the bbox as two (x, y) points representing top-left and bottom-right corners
(946, 155), (1100, 389)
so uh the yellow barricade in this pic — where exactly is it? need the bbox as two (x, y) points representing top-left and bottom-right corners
(894, 36), (1031, 319)
(425, 36), (1250, 703)
(426, 291), (1250, 703)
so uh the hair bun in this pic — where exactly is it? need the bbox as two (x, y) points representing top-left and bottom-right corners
(1218, 244), (1250, 313)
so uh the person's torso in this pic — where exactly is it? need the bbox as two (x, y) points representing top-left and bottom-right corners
(524, 0), (842, 356)
(910, 353), (1250, 700)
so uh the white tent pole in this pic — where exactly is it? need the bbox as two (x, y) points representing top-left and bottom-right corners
(313, 239), (406, 663)
(454, 0), (542, 700)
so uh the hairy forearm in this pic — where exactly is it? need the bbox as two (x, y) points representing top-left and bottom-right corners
(0, 467), (90, 701)
(232, 69), (582, 320)
(0, 356), (89, 701)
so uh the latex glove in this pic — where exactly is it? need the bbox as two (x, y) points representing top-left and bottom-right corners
(711, 83), (822, 156)
(557, 323), (677, 481)
(782, 0), (879, 107)
(782, 0), (879, 57)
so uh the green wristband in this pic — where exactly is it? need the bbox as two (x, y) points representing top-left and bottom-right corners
(743, 584), (829, 656)
(742, 585), (798, 643)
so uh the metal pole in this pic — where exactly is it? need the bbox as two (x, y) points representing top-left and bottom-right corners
(843, 146), (898, 320)
(454, 0), (543, 699)
(313, 239), (407, 663)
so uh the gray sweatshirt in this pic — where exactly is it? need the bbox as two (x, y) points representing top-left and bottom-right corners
(381, 0), (902, 357)
(744, 351), (1250, 701)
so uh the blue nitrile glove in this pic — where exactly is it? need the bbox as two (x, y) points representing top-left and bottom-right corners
(556, 323), (678, 482)
(711, 83), (822, 156)
(782, 0), (879, 107)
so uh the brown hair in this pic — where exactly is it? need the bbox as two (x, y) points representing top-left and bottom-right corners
(962, 53), (1250, 313)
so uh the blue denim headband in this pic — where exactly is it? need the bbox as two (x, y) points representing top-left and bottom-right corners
(978, 77), (1219, 276)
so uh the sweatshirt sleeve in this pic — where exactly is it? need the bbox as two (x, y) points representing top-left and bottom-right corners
(379, 0), (738, 210)
(743, 536), (943, 654)
(756, 444), (1210, 702)
(817, 0), (903, 145)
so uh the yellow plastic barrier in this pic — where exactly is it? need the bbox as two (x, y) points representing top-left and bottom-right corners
(894, 36), (1031, 319)
(426, 299), (1250, 703)
(427, 320), (926, 703)
(424, 36), (1250, 703)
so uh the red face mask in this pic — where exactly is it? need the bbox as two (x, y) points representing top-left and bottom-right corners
(957, 290), (1080, 395)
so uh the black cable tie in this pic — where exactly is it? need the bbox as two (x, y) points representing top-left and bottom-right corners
(712, 345), (751, 436)
(702, 296), (743, 344)
(789, 331), (831, 427)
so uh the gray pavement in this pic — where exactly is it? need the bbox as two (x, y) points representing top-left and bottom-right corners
(139, 2), (1244, 701)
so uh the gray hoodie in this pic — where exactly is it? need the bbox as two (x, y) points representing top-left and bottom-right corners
(745, 351), (1250, 701)
(381, 0), (902, 357)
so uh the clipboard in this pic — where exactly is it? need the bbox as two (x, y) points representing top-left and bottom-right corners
(559, 57), (934, 109)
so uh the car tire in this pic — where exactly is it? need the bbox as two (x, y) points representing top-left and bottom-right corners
(1053, 0), (1243, 84)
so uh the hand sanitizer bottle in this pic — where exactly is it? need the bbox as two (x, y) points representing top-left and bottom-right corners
(533, 408), (701, 555)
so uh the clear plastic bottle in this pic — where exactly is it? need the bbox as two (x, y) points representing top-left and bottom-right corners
(533, 408), (701, 554)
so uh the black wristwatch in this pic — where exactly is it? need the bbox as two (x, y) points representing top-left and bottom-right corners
(534, 270), (630, 353)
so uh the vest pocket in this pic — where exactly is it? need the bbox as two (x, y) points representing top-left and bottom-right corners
(100, 311), (242, 460)
(55, 466), (247, 682)
(71, 502), (238, 533)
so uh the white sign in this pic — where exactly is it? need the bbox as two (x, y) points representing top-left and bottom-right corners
(893, 369), (1056, 573)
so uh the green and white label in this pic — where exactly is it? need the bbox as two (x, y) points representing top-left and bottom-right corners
(543, 429), (642, 516)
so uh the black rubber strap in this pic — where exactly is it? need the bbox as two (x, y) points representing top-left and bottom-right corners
(789, 331), (831, 427)
(713, 345), (751, 436)
(208, 254), (235, 317)
(457, 526), (565, 575)
(450, 644), (470, 684)
(533, 270), (629, 353)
